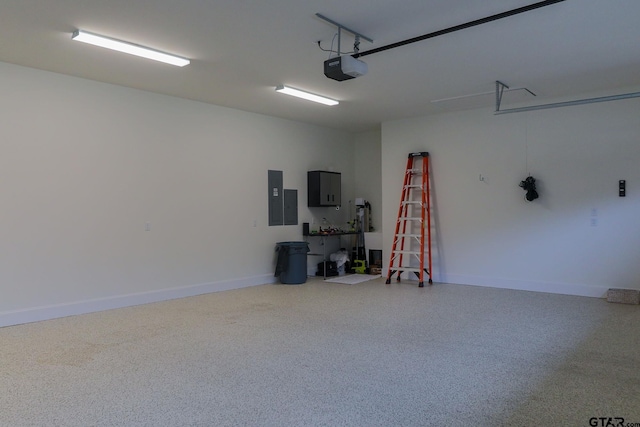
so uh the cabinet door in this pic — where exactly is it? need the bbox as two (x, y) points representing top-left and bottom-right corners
(319, 172), (333, 204)
(328, 173), (341, 205)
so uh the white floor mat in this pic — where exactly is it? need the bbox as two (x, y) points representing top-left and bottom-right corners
(323, 274), (381, 285)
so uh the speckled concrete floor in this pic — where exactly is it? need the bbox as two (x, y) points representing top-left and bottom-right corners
(2, 278), (639, 426)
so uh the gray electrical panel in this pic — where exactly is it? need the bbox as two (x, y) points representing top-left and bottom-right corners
(283, 189), (298, 225)
(269, 170), (298, 226)
(268, 170), (283, 226)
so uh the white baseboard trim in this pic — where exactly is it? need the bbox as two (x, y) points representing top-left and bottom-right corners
(0, 274), (278, 328)
(2, 272), (607, 328)
(383, 269), (608, 298)
(438, 274), (608, 298)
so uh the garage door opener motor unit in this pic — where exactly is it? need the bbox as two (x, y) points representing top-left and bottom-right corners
(324, 55), (368, 81)
(316, 13), (371, 82)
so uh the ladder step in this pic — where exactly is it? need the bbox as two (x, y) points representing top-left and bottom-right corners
(392, 248), (428, 254)
(389, 267), (423, 272)
(398, 217), (422, 220)
(401, 201), (423, 204)
(396, 234), (422, 237)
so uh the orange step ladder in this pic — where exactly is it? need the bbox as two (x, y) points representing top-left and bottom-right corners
(386, 152), (433, 287)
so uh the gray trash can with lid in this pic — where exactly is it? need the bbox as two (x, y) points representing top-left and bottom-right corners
(275, 241), (309, 284)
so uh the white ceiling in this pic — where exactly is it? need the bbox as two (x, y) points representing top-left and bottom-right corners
(1, 0), (639, 132)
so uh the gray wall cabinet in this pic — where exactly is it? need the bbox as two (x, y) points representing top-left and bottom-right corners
(308, 171), (341, 207)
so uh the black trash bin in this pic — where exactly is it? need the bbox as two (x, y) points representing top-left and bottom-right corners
(275, 241), (309, 284)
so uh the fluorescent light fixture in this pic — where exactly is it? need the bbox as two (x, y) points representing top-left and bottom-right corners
(275, 85), (338, 106)
(71, 30), (190, 67)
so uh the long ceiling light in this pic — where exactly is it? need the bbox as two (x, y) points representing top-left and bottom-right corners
(275, 85), (339, 106)
(71, 30), (190, 67)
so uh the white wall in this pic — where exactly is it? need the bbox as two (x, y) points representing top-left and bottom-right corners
(353, 129), (383, 266)
(10, 56), (631, 324)
(353, 128), (382, 232)
(303, 129), (381, 275)
(0, 61), (356, 326)
(382, 92), (640, 297)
